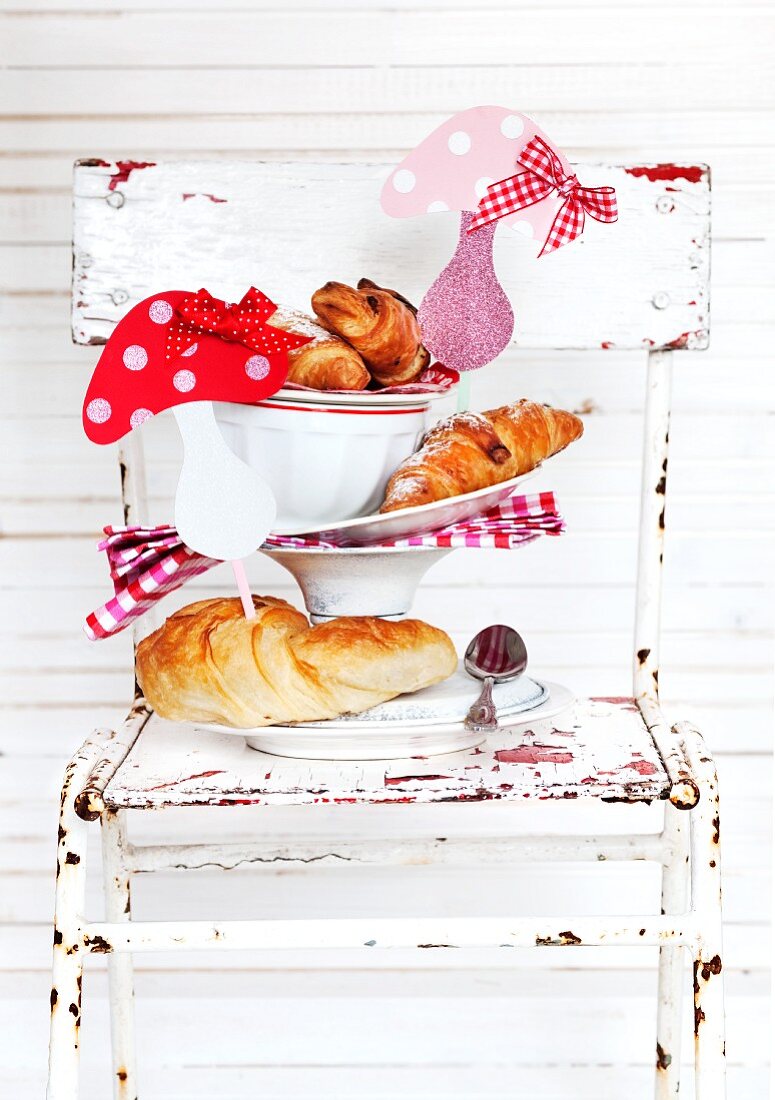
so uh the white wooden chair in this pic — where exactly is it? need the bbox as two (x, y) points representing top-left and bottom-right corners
(48, 159), (723, 1099)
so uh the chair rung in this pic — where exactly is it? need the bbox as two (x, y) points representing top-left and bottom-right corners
(82, 914), (696, 954)
(126, 833), (665, 872)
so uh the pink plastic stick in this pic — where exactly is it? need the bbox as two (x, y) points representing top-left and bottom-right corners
(230, 559), (255, 620)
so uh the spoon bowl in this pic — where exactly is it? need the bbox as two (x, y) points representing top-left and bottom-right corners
(464, 624), (528, 731)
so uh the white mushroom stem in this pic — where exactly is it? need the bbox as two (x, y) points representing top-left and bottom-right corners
(172, 401), (277, 619)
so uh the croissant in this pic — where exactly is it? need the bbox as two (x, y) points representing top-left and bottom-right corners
(380, 399), (584, 512)
(269, 306), (370, 391)
(311, 279), (430, 386)
(136, 596), (458, 728)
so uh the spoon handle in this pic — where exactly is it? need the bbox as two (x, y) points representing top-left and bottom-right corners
(464, 675), (499, 732)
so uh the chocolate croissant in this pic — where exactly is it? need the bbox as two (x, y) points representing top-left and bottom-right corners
(136, 596), (458, 728)
(311, 279), (430, 386)
(269, 306), (370, 391)
(380, 399), (584, 512)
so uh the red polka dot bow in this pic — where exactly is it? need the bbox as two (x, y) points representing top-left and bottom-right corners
(169, 286), (311, 359)
(468, 136), (618, 257)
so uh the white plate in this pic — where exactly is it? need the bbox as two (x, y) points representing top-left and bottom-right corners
(197, 681), (575, 761)
(296, 666), (547, 729)
(273, 386), (455, 408)
(273, 470), (537, 542)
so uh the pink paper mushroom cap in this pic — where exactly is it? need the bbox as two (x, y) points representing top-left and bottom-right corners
(381, 105), (571, 247)
(380, 107), (573, 372)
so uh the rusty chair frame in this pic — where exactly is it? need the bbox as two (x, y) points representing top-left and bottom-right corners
(48, 161), (725, 1099)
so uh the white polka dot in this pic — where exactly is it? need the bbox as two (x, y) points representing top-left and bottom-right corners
(392, 169), (416, 194)
(511, 219), (534, 238)
(245, 354), (270, 381)
(86, 398), (111, 424)
(447, 130), (471, 155)
(148, 299), (173, 324)
(173, 369), (196, 393)
(475, 176), (495, 199)
(427, 200), (449, 213)
(181, 342), (198, 357)
(500, 114), (525, 140)
(130, 407), (153, 429)
(122, 344), (147, 371)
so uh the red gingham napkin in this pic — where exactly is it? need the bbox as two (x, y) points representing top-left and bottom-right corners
(84, 491), (563, 640)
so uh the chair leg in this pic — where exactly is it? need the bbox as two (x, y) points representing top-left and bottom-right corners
(655, 803), (689, 1098)
(682, 726), (726, 1100)
(102, 810), (138, 1100)
(47, 774), (89, 1100)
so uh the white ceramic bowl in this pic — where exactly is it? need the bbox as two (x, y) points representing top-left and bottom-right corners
(214, 396), (430, 528)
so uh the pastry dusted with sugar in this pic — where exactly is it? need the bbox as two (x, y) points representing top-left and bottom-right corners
(136, 596), (457, 728)
(380, 399), (583, 512)
(269, 306), (370, 391)
(311, 278), (429, 386)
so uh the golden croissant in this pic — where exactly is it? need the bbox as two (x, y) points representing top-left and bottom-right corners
(380, 399), (584, 512)
(311, 278), (429, 386)
(136, 596), (458, 728)
(269, 306), (370, 391)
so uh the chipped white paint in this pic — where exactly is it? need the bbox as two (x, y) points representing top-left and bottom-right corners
(48, 719), (726, 1099)
(72, 160), (710, 351)
(104, 697), (668, 810)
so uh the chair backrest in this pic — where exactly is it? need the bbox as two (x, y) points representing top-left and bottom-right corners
(71, 158), (711, 700)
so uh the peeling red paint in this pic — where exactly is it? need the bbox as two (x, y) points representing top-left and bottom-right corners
(625, 165), (704, 184)
(385, 774), (452, 786)
(147, 770), (225, 791)
(666, 331), (702, 350)
(625, 758), (658, 776)
(108, 160), (156, 191)
(495, 746), (574, 765)
(182, 192), (228, 203)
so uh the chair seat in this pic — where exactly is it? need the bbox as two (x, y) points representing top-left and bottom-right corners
(103, 696), (670, 810)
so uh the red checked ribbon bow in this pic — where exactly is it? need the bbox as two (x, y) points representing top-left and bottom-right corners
(167, 286), (312, 358)
(468, 136), (618, 256)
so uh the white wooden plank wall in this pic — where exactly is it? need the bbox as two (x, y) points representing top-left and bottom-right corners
(0, 3), (772, 1097)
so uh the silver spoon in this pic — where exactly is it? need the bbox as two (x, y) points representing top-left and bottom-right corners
(464, 625), (528, 732)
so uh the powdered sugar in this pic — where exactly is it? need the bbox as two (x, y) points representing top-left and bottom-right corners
(269, 305), (331, 347)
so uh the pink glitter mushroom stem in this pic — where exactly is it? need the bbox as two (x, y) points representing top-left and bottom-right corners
(417, 212), (515, 372)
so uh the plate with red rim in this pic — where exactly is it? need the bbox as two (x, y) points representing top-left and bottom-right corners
(271, 470), (538, 544)
(269, 385), (456, 409)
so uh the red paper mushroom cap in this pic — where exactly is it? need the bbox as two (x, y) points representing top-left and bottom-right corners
(83, 288), (312, 444)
